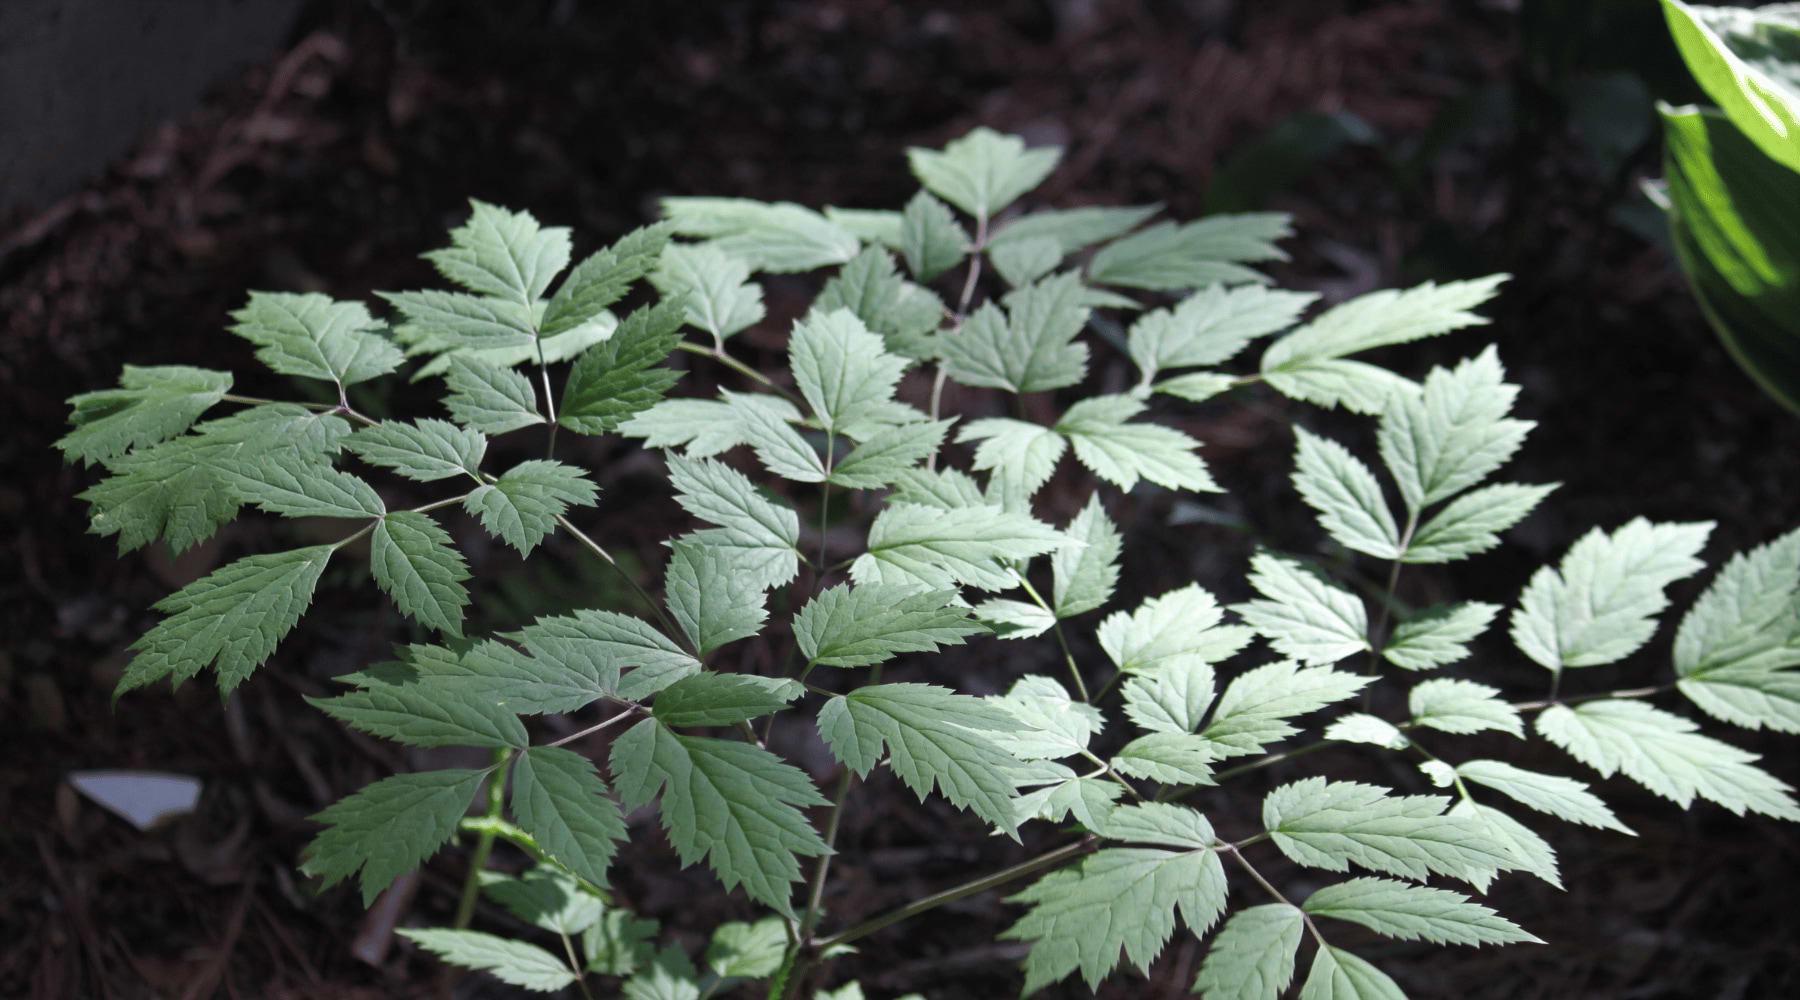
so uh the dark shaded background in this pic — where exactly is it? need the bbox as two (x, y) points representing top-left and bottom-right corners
(3, 1), (1796, 997)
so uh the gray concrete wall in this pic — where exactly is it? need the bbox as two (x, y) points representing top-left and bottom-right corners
(1, 0), (304, 214)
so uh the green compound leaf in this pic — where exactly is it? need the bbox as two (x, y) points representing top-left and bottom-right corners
(794, 584), (986, 668)
(987, 203), (1160, 254)
(623, 945), (703, 1000)
(666, 454), (801, 589)
(1097, 801), (1217, 848)
(1055, 394), (1218, 493)
(1403, 483), (1557, 564)
(957, 417), (1066, 505)
(661, 196), (860, 272)
(1263, 358), (1421, 416)
(1154, 371), (1238, 404)
(1013, 770), (1124, 828)
(511, 609), (700, 704)
(724, 389), (827, 483)
(900, 191), (970, 281)
(824, 206), (903, 248)
(649, 243), (765, 345)
(609, 719), (828, 918)
(828, 419), (953, 490)
(1537, 700), (1800, 820)
(1297, 946), (1408, 1000)
(1123, 656), (1216, 735)
(214, 454), (385, 520)
(652, 673), (800, 728)
(59, 364), (233, 466)
(398, 928), (577, 993)
(665, 541), (768, 656)
(80, 404), (350, 554)
(1382, 602), (1499, 671)
(1323, 713), (1409, 751)
(705, 916), (788, 978)
(1263, 778), (1521, 885)
(1303, 877), (1540, 946)
(479, 866), (604, 935)
(1233, 552), (1370, 665)
(788, 308), (911, 435)
(849, 502), (1063, 592)
(119, 545), (333, 697)
(1204, 661), (1370, 756)
(1053, 494), (1122, 618)
(940, 272), (1091, 394)
(1004, 846), (1228, 994)
(1192, 903), (1304, 1000)
(988, 235), (1062, 288)
(1111, 732), (1220, 785)
(1292, 427), (1401, 559)
(906, 126), (1060, 222)
(818, 682), (1025, 834)
(512, 746), (629, 889)
(1675, 529), (1800, 732)
(345, 419), (486, 482)
(1128, 284), (1316, 385)
(543, 222), (673, 338)
(310, 662), (524, 749)
(463, 459), (599, 555)
(370, 511), (470, 636)
(229, 292), (402, 388)
(1450, 799), (1562, 890)
(1407, 679), (1523, 739)
(423, 200), (571, 304)
(623, 394), (803, 457)
(1262, 275), (1507, 381)
(379, 289), (538, 349)
(1098, 584), (1253, 676)
(304, 768), (487, 905)
(1089, 213), (1292, 290)
(1377, 346), (1532, 512)
(442, 354), (544, 435)
(988, 676), (1106, 761)
(813, 245), (945, 360)
(559, 298), (687, 435)
(976, 597), (1056, 639)
(1453, 759), (1632, 833)
(1510, 518), (1714, 672)
(584, 909), (659, 976)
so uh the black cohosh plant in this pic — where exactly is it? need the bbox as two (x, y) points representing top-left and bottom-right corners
(60, 127), (1800, 999)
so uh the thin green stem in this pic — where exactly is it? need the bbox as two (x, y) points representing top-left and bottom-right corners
(535, 336), (559, 459)
(1363, 510), (1418, 708)
(1079, 748), (1143, 803)
(1017, 575), (1088, 702)
(797, 660), (879, 953)
(544, 706), (639, 748)
(558, 930), (596, 1000)
(799, 768), (854, 947)
(1511, 683), (1669, 714)
(1223, 845), (1326, 947)
(814, 836), (1096, 951)
(220, 392), (380, 427)
(554, 513), (689, 653)
(451, 751), (512, 931)
(678, 341), (804, 406)
(926, 213), (987, 466)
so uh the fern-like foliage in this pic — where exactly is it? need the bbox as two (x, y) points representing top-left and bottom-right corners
(60, 126), (1799, 1000)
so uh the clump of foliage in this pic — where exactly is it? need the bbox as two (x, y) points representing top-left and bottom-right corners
(60, 126), (1800, 998)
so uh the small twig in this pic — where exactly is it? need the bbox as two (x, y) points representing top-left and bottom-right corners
(545, 707), (639, 748)
(813, 836), (1096, 951)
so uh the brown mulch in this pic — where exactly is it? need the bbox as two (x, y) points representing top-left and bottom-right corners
(3, 2), (1796, 998)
